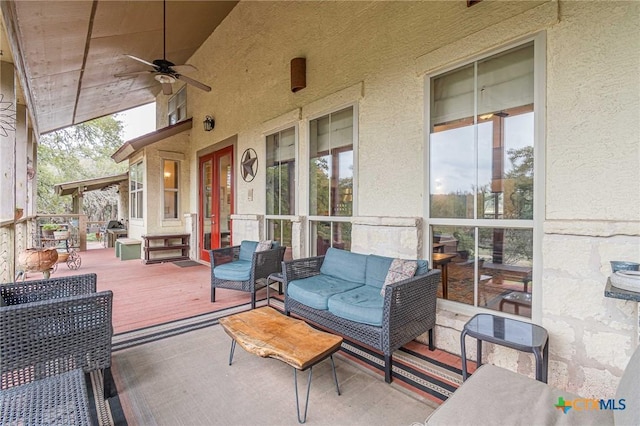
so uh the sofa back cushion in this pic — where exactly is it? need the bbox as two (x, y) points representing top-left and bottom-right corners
(239, 241), (259, 262)
(365, 255), (429, 288)
(320, 248), (367, 284)
(615, 345), (640, 425)
(365, 255), (394, 288)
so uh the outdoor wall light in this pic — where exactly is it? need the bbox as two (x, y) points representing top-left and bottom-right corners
(290, 57), (306, 92)
(203, 115), (215, 132)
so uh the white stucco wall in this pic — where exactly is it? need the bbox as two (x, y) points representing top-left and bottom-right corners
(149, 0), (640, 397)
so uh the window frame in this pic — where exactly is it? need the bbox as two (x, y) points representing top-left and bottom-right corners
(307, 103), (359, 255)
(424, 33), (545, 322)
(264, 123), (298, 246)
(130, 160), (144, 220)
(162, 159), (180, 220)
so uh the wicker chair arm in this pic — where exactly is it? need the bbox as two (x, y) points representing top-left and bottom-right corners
(383, 269), (441, 335)
(0, 290), (113, 389)
(209, 246), (241, 267)
(251, 246), (286, 280)
(0, 273), (97, 305)
(282, 256), (325, 283)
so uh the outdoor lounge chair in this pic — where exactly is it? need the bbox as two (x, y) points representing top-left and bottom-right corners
(209, 241), (286, 309)
(0, 278), (115, 398)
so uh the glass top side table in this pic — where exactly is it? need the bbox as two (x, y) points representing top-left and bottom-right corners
(461, 313), (549, 383)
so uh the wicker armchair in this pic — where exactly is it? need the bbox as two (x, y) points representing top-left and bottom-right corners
(0, 273), (97, 305)
(0, 288), (115, 398)
(283, 255), (441, 383)
(209, 242), (286, 309)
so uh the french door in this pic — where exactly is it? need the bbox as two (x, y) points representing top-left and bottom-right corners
(199, 145), (234, 262)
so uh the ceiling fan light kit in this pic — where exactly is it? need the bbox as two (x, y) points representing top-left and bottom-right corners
(114, 0), (211, 95)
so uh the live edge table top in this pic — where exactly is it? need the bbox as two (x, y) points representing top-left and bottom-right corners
(219, 307), (343, 371)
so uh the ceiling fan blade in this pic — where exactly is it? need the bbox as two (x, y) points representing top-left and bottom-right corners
(161, 82), (173, 95)
(171, 64), (198, 74)
(114, 70), (153, 78)
(124, 54), (157, 68)
(175, 74), (211, 92)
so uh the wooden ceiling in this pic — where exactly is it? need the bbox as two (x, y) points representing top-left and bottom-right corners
(1, 0), (237, 135)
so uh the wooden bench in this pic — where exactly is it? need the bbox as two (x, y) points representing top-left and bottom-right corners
(219, 307), (342, 423)
(142, 234), (190, 264)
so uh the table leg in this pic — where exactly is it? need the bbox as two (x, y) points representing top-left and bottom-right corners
(266, 279), (271, 307)
(441, 264), (449, 299)
(477, 338), (482, 369)
(533, 347), (544, 382)
(543, 339), (549, 383)
(460, 329), (469, 381)
(294, 367), (314, 424)
(330, 355), (341, 396)
(228, 340), (236, 366)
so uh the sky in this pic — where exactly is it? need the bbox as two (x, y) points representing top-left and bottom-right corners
(114, 102), (157, 141)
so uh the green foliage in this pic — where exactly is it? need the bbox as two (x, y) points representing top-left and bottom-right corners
(37, 116), (127, 218)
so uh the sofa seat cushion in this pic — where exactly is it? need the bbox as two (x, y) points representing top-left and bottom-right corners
(426, 364), (614, 426)
(287, 275), (363, 310)
(320, 248), (367, 284)
(213, 260), (252, 281)
(327, 286), (384, 326)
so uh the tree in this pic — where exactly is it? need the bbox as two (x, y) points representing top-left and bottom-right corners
(37, 116), (127, 218)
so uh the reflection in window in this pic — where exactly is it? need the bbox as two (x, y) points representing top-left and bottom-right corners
(309, 106), (354, 255)
(130, 161), (144, 219)
(163, 160), (179, 219)
(310, 221), (351, 256)
(266, 127), (295, 216)
(429, 41), (537, 318)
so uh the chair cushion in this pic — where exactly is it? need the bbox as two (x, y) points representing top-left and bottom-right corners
(426, 364), (614, 426)
(381, 258), (418, 296)
(416, 259), (429, 276)
(615, 345), (640, 425)
(327, 286), (384, 326)
(364, 255), (394, 289)
(319, 248), (367, 284)
(256, 240), (272, 252)
(213, 260), (252, 281)
(287, 275), (363, 310)
(239, 241), (259, 262)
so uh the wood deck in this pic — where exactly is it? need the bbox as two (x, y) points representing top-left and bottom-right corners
(25, 246), (255, 334)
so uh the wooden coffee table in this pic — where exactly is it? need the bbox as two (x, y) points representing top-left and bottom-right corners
(219, 307), (343, 423)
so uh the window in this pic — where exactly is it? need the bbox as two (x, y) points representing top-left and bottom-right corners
(429, 41), (539, 318)
(130, 161), (144, 219)
(163, 160), (179, 219)
(266, 126), (296, 253)
(168, 87), (186, 125)
(309, 106), (355, 255)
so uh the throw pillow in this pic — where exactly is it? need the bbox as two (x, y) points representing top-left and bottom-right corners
(256, 240), (272, 252)
(380, 258), (418, 296)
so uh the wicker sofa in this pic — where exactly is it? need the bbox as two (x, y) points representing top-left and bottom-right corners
(0, 274), (115, 398)
(283, 248), (441, 383)
(210, 241), (286, 309)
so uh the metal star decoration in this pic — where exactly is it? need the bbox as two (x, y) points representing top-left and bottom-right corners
(241, 148), (258, 182)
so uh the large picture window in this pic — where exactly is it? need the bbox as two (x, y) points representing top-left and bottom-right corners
(163, 159), (179, 219)
(130, 161), (144, 219)
(309, 106), (355, 255)
(429, 41), (539, 318)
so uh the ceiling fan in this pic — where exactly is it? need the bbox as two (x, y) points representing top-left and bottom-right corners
(114, 0), (211, 95)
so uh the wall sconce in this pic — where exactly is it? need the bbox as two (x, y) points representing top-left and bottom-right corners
(203, 115), (215, 132)
(290, 57), (306, 92)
